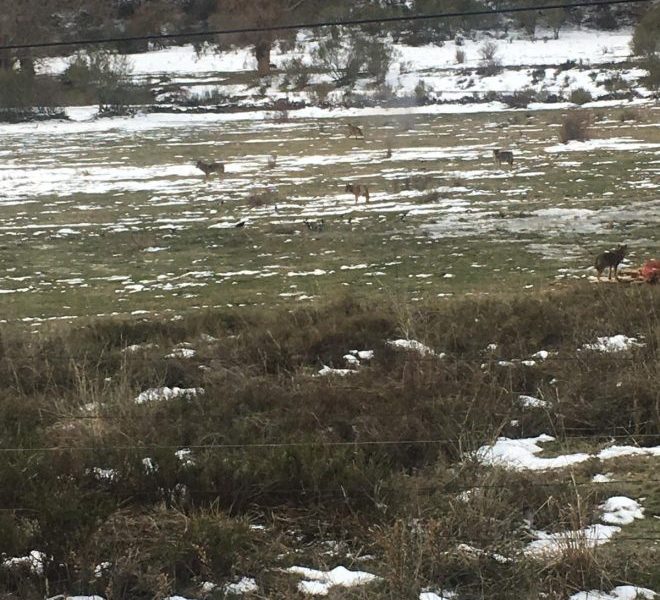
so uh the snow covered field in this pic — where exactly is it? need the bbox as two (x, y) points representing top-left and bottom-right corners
(0, 99), (657, 322)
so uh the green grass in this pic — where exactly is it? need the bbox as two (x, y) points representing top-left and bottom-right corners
(0, 107), (658, 322)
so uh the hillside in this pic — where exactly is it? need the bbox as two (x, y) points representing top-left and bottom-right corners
(31, 27), (654, 113)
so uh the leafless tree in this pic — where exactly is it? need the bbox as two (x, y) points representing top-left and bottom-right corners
(209, 0), (317, 77)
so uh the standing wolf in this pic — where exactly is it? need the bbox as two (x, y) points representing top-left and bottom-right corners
(196, 160), (224, 177)
(594, 244), (627, 281)
(492, 149), (514, 167)
(347, 123), (364, 139)
(345, 183), (370, 204)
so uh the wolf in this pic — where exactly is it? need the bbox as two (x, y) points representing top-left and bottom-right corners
(492, 149), (514, 167)
(195, 160), (224, 177)
(347, 123), (364, 139)
(345, 183), (370, 204)
(304, 219), (325, 233)
(595, 244), (627, 281)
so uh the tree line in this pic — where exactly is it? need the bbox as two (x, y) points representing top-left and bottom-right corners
(0, 0), (654, 79)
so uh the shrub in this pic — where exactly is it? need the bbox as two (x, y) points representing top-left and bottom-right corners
(374, 82), (396, 104)
(308, 82), (335, 107)
(268, 97), (292, 122)
(569, 87), (593, 105)
(477, 41), (501, 76)
(313, 28), (394, 86)
(282, 56), (311, 89)
(0, 106), (67, 123)
(640, 54), (660, 90)
(188, 88), (231, 106)
(0, 71), (65, 122)
(89, 507), (253, 597)
(631, 3), (660, 56)
(247, 191), (280, 208)
(516, 10), (538, 37)
(479, 40), (498, 62)
(414, 79), (430, 105)
(455, 48), (466, 64)
(313, 28), (362, 86)
(629, 6), (660, 89)
(502, 87), (537, 108)
(62, 50), (137, 109)
(360, 36), (395, 84)
(559, 111), (591, 143)
(531, 67), (546, 84)
(593, 5), (617, 30)
(478, 59), (502, 77)
(602, 73), (629, 92)
(97, 104), (138, 118)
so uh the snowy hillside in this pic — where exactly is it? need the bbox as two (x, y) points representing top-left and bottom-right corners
(36, 27), (653, 114)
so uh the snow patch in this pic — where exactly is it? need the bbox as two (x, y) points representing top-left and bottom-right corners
(286, 565), (380, 596)
(2, 550), (47, 574)
(224, 577), (258, 594)
(476, 434), (590, 471)
(387, 339), (441, 357)
(518, 394), (549, 409)
(318, 365), (354, 377)
(599, 496), (644, 526)
(476, 434), (660, 471)
(420, 591), (457, 600)
(165, 347), (196, 359)
(569, 586), (656, 600)
(582, 335), (644, 352)
(135, 386), (204, 404)
(526, 524), (621, 557)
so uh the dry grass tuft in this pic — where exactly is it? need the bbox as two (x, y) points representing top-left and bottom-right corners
(0, 284), (656, 597)
(559, 111), (592, 143)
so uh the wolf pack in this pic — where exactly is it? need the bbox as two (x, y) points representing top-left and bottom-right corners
(194, 121), (656, 284)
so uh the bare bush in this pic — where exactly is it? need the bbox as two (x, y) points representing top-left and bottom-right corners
(308, 82), (335, 107)
(281, 56), (311, 89)
(618, 107), (642, 122)
(477, 41), (502, 76)
(62, 50), (138, 111)
(455, 48), (466, 64)
(479, 40), (499, 62)
(503, 87), (537, 108)
(246, 190), (281, 207)
(569, 87), (593, 105)
(313, 28), (394, 86)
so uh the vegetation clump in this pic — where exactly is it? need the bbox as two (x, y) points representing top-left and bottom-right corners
(559, 110), (591, 143)
(0, 285), (657, 598)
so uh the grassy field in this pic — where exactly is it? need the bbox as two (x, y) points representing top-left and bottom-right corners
(0, 284), (657, 599)
(0, 102), (658, 599)
(0, 105), (658, 322)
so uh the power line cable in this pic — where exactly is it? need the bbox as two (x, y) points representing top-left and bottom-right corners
(0, 432), (658, 453)
(0, 0), (650, 52)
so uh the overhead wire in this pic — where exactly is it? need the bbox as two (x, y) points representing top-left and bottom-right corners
(0, 0), (651, 52)
(0, 431), (658, 453)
